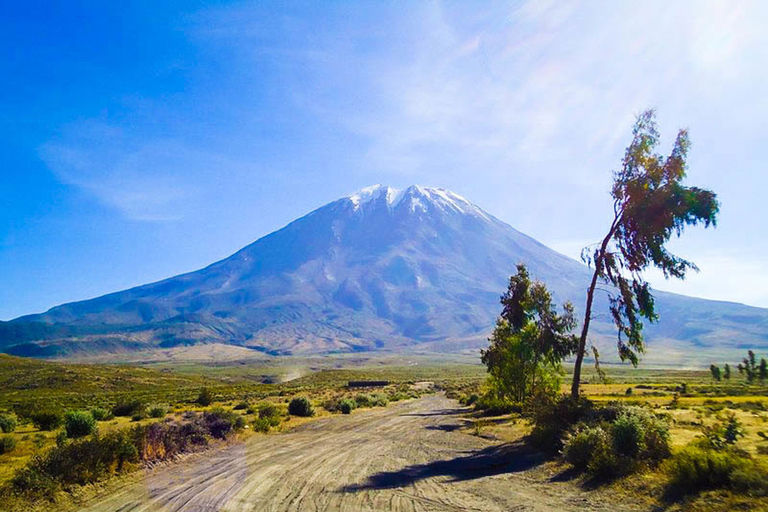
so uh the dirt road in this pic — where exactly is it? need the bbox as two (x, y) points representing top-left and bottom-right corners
(83, 394), (642, 511)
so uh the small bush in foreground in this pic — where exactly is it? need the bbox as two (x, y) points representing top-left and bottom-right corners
(233, 401), (249, 411)
(204, 407), (246, 439)
(288, 397), (314, 417)
(668, 445), (744, 492)
(64, 411), (96, 439)
(112, 400), (145, 418)
(197, 388), (215, 406)
(0, 434), (17, 454)
(611, 412), (645, 458)
(354, 394), (372, 408)
(31, 410), (63, 431)
(89, 407), (112, 421)
(563, 426), (607, 470)
(252, 418), (272, 433)
(258, 403), (281, 420)
(0, 413), (17, 433)
(474, 395), (520, 416)
(148, 405), (167, 418)
(339, 398), (356, 414)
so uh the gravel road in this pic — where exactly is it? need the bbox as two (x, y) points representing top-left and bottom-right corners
(82, 394), (643, 512)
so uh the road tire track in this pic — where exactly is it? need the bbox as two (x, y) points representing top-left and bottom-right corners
(82, 394), (645, 512)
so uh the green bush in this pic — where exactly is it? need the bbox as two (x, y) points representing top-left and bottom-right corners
(148, 405), (167, 418)
(530, 395), (593, 450)
(474, 395), (521, 416)
(204, 407), (246, 439)
(354, 394), (372, 408)
(131, 411), (147, 422)
(258, 403), (281, 420)
(0, 434), (17, 454)
(611, 412), (645, 458)
(288, 397), (314, 417)
(197, 388), (215, 406)
(64, 411), (96, 438)
(339, 398), (356, 414)
(31, 410), (63, 431)
(563, 426), (607, 470)
(587, 433), (619, 477)
(12, 429), (139, 498)
(252, 418), (272, 433)
(0, 413), (17, 433)
(89, 407), (112, 421)
(668, 445), (742, 492)
(112, 400), (145, 417)
(233, 401), (249, 411)
(369, 393), (388, 407)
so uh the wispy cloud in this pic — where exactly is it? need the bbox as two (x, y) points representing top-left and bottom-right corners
(40, 120), (259, 222)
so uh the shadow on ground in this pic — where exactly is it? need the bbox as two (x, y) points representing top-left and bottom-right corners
(342, 441), (544, 492)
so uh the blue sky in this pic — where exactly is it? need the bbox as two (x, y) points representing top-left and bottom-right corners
(2, 0), (767, 320)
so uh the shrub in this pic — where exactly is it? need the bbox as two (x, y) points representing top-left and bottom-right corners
(258, 403), (281, 420)
(668, 445), (742, 492)
(587, 433), (619, 477)
(203, 407), (245, 439)
(530, 395), (593, 450)
(131, 411), (147, 422)
(64, 411), (96, 439)
(252, 418), (272, 433)
(369, 394), (388, 407)
(339, 398), (356, 415)
(233, 401), (249, 411)
(148, 405), (167, 418)
(643, 414), (672, 461)
(90, 407), (112, 421)
(354, 394), (372, 408)
(612, 412), (646, 458)
(474, 395), (520, 416)
(563, 426), (606, 470)
(0, 434), (17, 454)
(31, 410), (63, 431)
(112, 400), (145, 417)
(197, 388), (215, 406)
(12, 429), (139, 499)
(288, 397), (314, 417)
(0, 413), (17, 433)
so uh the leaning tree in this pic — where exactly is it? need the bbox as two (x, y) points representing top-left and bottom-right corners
(571, 109), (719, 397)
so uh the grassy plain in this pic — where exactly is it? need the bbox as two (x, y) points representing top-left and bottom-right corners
(1, 353), (767, 510)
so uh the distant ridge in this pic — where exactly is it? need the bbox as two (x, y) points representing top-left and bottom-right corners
(2, 185), (767, 364)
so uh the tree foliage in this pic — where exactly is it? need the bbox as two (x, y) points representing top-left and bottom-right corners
(482, 264), (577, 403)
(571, 110), (719, 397)
(709, 364), (721, 382)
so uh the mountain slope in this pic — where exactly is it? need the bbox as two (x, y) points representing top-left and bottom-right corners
(3, 185), (767, 363)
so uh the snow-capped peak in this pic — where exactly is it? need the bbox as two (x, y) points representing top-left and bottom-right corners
(345, 184), (490, 219)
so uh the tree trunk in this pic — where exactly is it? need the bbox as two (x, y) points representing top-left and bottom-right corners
(571, 214), (620, 398)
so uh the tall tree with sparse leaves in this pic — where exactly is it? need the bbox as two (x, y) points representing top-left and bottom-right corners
(571, 110), (719, 397)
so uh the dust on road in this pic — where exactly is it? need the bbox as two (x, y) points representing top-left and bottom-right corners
(82, 394), (644, 511)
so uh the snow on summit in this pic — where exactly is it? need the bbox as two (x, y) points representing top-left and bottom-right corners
(346, 184), (489, 218)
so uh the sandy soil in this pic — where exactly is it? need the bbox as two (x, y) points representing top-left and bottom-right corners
(82, 394), (645, 512)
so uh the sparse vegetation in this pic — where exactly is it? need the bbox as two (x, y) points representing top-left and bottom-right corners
(63, 411), (96, 439)
(0, 414), (16, 434)
(30, 410), (63, 432)
(288, 397), (314, 417)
